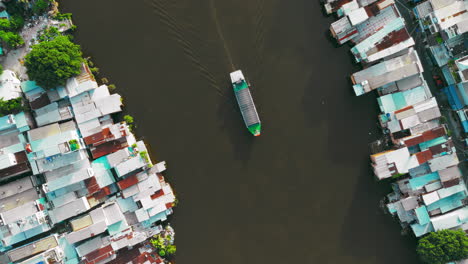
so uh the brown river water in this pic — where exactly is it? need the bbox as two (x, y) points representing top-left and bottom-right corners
(60, 0), (421, 263)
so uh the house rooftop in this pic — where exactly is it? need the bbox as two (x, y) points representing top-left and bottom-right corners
(0, 70), (22, 101)
(50, 196), (90, 224)
(351, 49), (423, 95)
(65, 63), (98, 98)
(350, 14), (414, 63)
(433, 0), (468, 31)
(431, 206), (468, 231)
(6, 235), (58, 263)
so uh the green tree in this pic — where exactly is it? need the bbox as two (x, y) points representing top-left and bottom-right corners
(9, 15), (24, 31)
(0, 19), (12, 31)
(0, 31), (24, 48)
(32, 0), (50, 15)
(25, 36), (83, 89)
(38, 26), (60, 42)
(0, 98), (24, 116)
(166, 245), (176, 256)
(417, 229), (468, 264)
(124, 115), (134, 124)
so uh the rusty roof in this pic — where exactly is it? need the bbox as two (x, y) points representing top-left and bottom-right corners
(84, 127), (112, 146)
(416, 149), (433, 164)
(117, 174), (139, 190)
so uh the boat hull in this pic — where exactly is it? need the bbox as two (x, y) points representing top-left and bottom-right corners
(230, 70), (261, 136)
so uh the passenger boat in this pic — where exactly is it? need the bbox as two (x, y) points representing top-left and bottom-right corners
(230, 70), (261, 136)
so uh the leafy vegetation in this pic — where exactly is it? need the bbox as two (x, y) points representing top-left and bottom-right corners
(417, 229), (468, 264)
(150, 232), (176, 259)
(391, 173), (406, 179)
(68, 139), (80, 151)
(25, 36), (83, 89)
(32, 0), (52, 15)
(0, 30), (24, 48)
(139, 151), (152, 167)
(9, 15), (24, 31)
(37, 26), (60, 42)
(124, 115), (135, 131)
(0, 98), (24, 116)
(53, 12), (72, 21)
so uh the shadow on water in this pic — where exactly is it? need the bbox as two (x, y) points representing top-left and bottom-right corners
(339, 161), (422, 264)
(217, 80), (255, 163)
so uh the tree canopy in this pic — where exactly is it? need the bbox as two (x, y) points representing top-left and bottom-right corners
(0, 98), (24, 116)
(417, 229), (468, 264)
(0, 31), (24, 48)
(25, 36), (83, 89)
(32, 0), (51, 15)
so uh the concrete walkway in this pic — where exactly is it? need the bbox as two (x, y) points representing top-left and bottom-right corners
(2, 17), (49, 80)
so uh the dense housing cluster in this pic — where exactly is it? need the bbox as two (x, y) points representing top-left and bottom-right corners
(0, 3), (176, 264)
(324, 0), (468, 261)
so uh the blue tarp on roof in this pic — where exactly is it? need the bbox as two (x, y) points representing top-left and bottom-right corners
(442, 65), (457, 85)
(462, 120), (468, 133)
(457, 110), (468, 133)
(444, 85), (464, 110)
(456, 82), (468, 105)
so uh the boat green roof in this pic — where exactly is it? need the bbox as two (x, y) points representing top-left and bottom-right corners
(233, 80), (248, 92)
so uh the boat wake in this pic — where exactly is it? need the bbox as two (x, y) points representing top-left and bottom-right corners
(210, 0), (235, 72)
(148, 0), (226, 97)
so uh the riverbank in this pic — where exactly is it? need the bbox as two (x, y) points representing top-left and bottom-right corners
(324, 0), (468, 263)
(0, 1), (177, 263)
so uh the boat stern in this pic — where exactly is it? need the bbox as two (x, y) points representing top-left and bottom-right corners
(248, 123), (261, 137)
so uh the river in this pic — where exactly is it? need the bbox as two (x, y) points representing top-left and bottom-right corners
(60, 1), (420, 263)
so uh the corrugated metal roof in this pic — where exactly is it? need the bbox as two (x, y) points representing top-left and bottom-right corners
(415, 149), (433, 164)
(415, 206), (431, 225)
(431, 206), (468, 231)
(7, 236), (58, 262)
(0, 177), (34, 200)
(429, 153), (459, 172)
(439, 166), (462, 182)
(65, 220), (107, 245)
(50, 197), (90, 224)
(71, 214), (93, 231)
(117, 174), (139, 190)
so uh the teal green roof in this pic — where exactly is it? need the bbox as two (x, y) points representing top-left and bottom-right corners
(107, 220), (128, 235)
(415, 206), (431, 225)
(411, 222), (434, 237)
(409, 172), (440, 190)
(20, 81), (43, 93)
(419, 137), (447, 150)
(378, 86), (428, 113)
(427, 191), (467, 213)
(14, 112), (30, 132)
